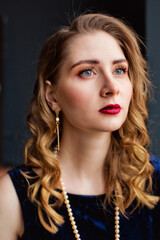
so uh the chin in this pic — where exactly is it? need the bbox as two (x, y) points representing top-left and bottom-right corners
(89, 125), (121, 133)
(96, 121), (125, 133)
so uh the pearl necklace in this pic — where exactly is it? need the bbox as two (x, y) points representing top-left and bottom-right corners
(60, 178), (120, 240)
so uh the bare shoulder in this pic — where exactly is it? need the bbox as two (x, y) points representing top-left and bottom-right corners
(0, 173), (16, 201)
(0, 173), (24, 240)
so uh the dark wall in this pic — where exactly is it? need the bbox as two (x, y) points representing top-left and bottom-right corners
(78, 0), (146, 39)
(0, 17), (3, 163)
(1, 0), (157, 166)
(146, 0), (160, 157)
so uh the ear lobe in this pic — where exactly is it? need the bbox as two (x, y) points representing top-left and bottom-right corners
(45, 80), (61, 111)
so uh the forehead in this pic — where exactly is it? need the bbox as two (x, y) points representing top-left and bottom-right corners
(65, 31), (125, 64)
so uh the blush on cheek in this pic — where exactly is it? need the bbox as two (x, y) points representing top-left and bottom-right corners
(58, 86), (90, 109)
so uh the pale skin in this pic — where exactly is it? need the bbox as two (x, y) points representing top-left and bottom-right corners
(0, 31), (132, 239)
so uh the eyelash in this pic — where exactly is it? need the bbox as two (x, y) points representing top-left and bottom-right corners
(78, 67), (95, 77)
(113, 66), (128, 75)
(77, 65), (128, 78)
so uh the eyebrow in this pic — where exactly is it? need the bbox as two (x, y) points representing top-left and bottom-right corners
(70, 58), (127, 69)
(112, 59), (128, 64)
(70, 59), (99, 69)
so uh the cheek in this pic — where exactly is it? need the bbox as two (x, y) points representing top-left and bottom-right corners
(129, 83), (133, 101)
(58, 84), (92, 110)
(125, 81), (133, 104)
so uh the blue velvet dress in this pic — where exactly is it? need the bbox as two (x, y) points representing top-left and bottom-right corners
(8, 156), (160, 240)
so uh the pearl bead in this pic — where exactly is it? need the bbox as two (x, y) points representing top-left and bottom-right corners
(115, 233), (120, 238)
(115, 220), (120, 225)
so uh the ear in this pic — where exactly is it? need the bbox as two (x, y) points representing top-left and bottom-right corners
(45, 80), (61, 112)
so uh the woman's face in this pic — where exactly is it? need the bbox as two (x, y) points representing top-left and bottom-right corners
(52, 31), (132, 133)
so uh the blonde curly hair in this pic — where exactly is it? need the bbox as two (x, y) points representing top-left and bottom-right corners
(24, 13), (159, 233)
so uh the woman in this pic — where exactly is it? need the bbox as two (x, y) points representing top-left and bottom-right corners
(0, 13), (160, 240)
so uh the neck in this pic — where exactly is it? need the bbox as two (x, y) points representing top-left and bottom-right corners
(58, 122), (111, 195)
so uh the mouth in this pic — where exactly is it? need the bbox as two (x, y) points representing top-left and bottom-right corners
(99, 104), (121, 115)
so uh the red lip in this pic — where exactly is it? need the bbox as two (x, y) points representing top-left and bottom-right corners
(99, 104), (121, 115)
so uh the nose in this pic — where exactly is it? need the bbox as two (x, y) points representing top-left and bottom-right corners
(100, 76), (119, 97)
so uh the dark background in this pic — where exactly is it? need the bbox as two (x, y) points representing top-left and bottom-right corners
(0, 0), (159, 166)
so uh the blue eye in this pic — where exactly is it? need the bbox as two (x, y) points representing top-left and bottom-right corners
(113, 67), (127, 76)
(79, 69), (94, 77)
